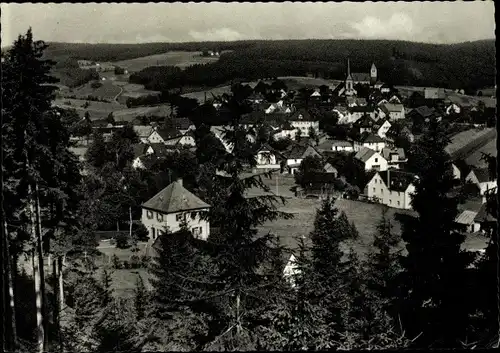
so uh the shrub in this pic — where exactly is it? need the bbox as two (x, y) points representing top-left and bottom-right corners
(115, 232), (130, 249)
(111, 254), (122, 269)
(133, 223), (149, 242)
(333, 178), (346, 191)
(123, 261), (130, 269)
(130, 255), (141, 269)
(91, 81), (103, 89)
(140, 255), (151, 268)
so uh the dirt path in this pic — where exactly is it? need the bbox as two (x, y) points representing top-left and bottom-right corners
(113, 86), (124, 103)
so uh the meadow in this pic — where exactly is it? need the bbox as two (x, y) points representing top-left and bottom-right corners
(112, 51), (225, 72)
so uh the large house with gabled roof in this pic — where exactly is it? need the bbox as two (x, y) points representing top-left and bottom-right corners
(364, 169), (417, 209)
(141, 179), (211, 241)
(354, 132), (386, 152)
(354, 147), (388, 171)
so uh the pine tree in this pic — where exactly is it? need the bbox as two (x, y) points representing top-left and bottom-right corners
(86, 130), (109, 169)
(398, 120), (476, 348)
(134, 275), (148, 321)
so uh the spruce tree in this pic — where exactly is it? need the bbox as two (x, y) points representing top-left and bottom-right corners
(398, 120), (476, 348)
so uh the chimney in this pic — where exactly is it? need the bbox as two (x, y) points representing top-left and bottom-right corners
(177, 178), (183, 187)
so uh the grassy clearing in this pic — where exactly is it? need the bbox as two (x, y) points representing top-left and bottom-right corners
(72, 81), (122, 100)
(259, 198), (413, 258)
(112, 51), (225, 72)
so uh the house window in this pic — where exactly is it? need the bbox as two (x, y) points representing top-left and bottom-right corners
(176, 213), (183, 222)
(192, 227), (202, 237)
(147, 210), (153, 219)
(157, 213), (164, 222)
(397, 201), (400, 206)
(381, 189), (384, 194)
(375, 158), (378, 162)
(373, 187), (376, 193)
(389, 199), (392, 204)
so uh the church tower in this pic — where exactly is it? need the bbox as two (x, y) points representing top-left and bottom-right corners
(370, 63), (377, 84)
(345, 58), (354, 95)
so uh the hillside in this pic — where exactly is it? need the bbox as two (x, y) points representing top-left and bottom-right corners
(40, 39), (496, 92)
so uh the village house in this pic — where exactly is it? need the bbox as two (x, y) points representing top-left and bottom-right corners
(445, 103), (461, 115)
(474, 202), (497, 235)
(316, 139), (354, 153)
(364, 169), (417, 210)
(454, 210), (481, 234)
(141, 179), (211, 241)
(378, 103), (405, 121)
(147, 127), (182, 144)
(385, 124), (415, 145)
(354, 147), (388, 171)
(288, 109), (320, 136)
(465, 167), (497, 197)
(332, 105), (349, 123)
(346, 96), (368, 107)
(133, 125), (154, 144)
(380, 84), (391, 94)
(354, 132), (386, 152)
(381, 147), (407, 169)
(373, 119), (392, 138)
(347, 106), (376, 123)
(353, 114), (376, 134)
(323, 162), (339, 177)
(246, 92), (266, 105)
(255, 144), (284, 170)
(285, 144), (322, 174)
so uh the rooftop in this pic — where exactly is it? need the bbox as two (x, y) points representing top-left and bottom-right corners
(379, 169), (417, 192)
(455, 210), (479, 225)
(142, 179), (210, 214)
(354, 147), (377, 163)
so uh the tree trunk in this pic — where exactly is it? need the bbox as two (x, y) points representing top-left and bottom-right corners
(34, 183), (49, 351)
(236, 292), (241, 335)
(28, 182), (44, 353)
(117, 220), (120, 232)
(129, 206), (133, 240)
(3, 218), (18, 350)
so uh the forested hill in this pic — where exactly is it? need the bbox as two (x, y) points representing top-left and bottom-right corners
(41, 39), (495, 91)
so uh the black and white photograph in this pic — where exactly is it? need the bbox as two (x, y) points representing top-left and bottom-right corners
(1, 1), (497, 352)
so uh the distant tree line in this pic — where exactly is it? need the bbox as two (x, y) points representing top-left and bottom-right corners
(125, 39), (494, 93)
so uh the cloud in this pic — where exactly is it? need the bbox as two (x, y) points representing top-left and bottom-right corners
(188, 28), (251, 42)
(351, 12), (415, 40)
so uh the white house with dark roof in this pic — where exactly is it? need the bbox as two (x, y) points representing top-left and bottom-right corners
(288, 109), (319, 136)
(255, 144), (284, 170)
(285, 144), (322, 174)
(316, 139), (353, 153)
(374, 119), (392, 138)
(354, 133), (386, 152)
(378, 103), (405, 121)
(348, 106), (376, 123)
(465, 167), (497, 196)
(381, 147), (407, 169)
(354, 147), (388, 171)
(141, 179), (211, 241)
(365, 169), (417, 209)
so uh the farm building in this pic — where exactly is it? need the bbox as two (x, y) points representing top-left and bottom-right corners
(454, 210), (480, 233)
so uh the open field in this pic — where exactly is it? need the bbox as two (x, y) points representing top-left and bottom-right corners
(112, 51), (228, 72)
(70, 80), (122, 100)
(113, 104), (172, 121)
(278, 76), (342, 89)
(246, 173), (297, 199)
(258, 198), (416, 258)
(53, 98), (123, 120)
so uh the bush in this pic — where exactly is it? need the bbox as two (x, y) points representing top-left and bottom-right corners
(140, 255), (151, 268)
(123, 261), (130, 269)
(333, 178), (346, 191)
(91, 81), (103, 89)
(133, 223), (149, 241)
(115, 232), (130, 249)
(130, 255), (141, 269)
(111, 254), (122, 269)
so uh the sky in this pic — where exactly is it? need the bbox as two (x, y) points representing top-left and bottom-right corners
(1, 2), (496, 47)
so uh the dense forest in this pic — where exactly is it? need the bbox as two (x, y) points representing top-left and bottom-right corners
(41, 39), (496, 93)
